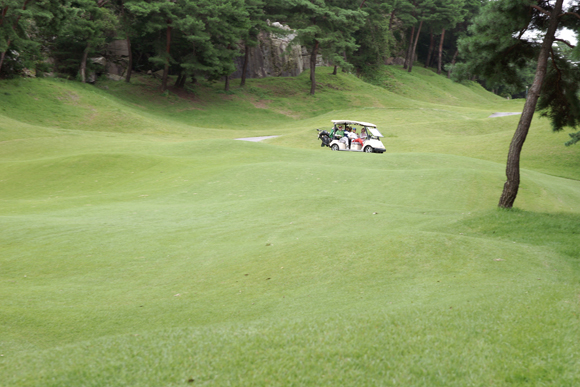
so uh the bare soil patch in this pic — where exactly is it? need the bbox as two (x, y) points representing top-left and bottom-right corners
(489, 112), (521, 118)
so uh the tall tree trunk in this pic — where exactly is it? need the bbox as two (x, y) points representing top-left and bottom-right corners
(404, 26), (415, 69)
(178, 73), (186, 88)
(425, 31), (434, 68)
(224, 75), (229, 91)
(79, 43), (90, 83)
(310, 40), (319, 96)
(240, 44), (249, 87)
(388, 10), (396, 31)
(161, 22), (172, 92)
(447, 49), (458, 78)
(408, 20), (422, 73)
(437, 28), (445, 75)
(0, 43), (9, 72)
(174, 71), (183, 87)
(125, 36), (132, 83)
(332, 65), (337, 75)
(0, 6), (8, 26)
(498, 0), (563, 208)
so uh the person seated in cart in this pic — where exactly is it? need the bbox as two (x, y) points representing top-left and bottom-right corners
(351, 129), (364, 147)
(342, 127), (352, 148)
(330, 125), (345, 140)
(346, 128), (361, 148)
(340, 126), (351, 146)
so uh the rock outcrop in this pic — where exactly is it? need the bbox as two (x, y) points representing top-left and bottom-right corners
(104, 39), (130, 79)
(229, 23), (329, 80)
(100, 24), (328, 82)
(385, 57), (406, 66)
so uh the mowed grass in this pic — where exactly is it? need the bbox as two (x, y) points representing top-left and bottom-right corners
(1, 66), (580, 386)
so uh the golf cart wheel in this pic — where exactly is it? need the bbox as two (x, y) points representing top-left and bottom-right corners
(364, 146), (373, 153)
(331, 144), (339, 151)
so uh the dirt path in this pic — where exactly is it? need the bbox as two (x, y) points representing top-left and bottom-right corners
(235, 136), (279, 142)
(489, 112), (521, 118)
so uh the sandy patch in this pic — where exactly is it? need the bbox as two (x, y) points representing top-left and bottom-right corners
(251, 100), (270, 109)
(273, 109), (301, 119)
(235, 136), (280, 142)
(489, 112), (521, 118)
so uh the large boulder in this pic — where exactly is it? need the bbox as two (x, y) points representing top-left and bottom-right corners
(230, 23), (329, 80)
(385, 57), (405, 66)
(105, 39), (130, 77)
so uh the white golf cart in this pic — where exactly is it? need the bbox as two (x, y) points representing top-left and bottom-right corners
(317, 120), (386, 153)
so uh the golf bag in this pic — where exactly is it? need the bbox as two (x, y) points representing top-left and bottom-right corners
(317, 130), (331, 147)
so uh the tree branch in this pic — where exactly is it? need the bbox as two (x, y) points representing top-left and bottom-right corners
(554, 38), (576, 48)
(531, 5), (551, 17)
(0, 6), (8, 27)
(359, 0), (367, 9)
(504, 41), (522, 55)
(10, 0), (31, 32)
(559, 12), (580, 19)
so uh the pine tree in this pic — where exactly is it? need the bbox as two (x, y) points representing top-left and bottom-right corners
(176, 0), (249, 90)
(125, 0), (180, 91)
(349, 0), (394, 73)
(458, 0), (580, 208)
(0, 0), (71, 75)
(127, 0), (249, 92)
(285, 0), (365, 95)
(445, 0), (485, 78)
(428, 0), (465, 75)
(62, 0), (117, 83)
(406, 0), (435, 73)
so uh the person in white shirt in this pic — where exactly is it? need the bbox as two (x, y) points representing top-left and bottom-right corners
(350, 128), (364, 147)
(339, 130), (349, 146)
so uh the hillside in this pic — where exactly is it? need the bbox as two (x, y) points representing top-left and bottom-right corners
(2, 66), (578, 180)
(1, 67), (579, 386)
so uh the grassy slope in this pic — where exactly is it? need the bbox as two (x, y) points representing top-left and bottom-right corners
(1, 66), (579, 386)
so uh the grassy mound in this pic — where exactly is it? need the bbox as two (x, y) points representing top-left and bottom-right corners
(1, 66), (579, 386)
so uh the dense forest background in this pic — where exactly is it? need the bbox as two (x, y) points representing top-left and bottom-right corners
(0, 0), (499, 92)
(0, 0), (577, 98)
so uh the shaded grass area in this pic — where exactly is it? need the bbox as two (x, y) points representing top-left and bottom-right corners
(364, 65), (504, 107)
(1, 68), (580, 386)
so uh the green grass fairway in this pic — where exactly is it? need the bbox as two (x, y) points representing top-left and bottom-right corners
(1, 66), (579, 386)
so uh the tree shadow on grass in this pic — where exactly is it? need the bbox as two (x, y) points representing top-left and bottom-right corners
(449, 209), (580, 266)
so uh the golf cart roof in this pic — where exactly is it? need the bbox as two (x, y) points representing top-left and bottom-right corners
(332, 120), (376, 128)
(331, 120), (383, 137)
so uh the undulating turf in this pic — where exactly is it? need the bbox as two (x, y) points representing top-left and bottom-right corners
(1, 66), (579, 386)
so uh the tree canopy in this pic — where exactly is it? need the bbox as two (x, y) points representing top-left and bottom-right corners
(1, 0), (491, 94)
(457, 0), (580, 208)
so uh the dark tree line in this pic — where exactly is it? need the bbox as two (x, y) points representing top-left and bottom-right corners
(1, 0), (486, 94)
